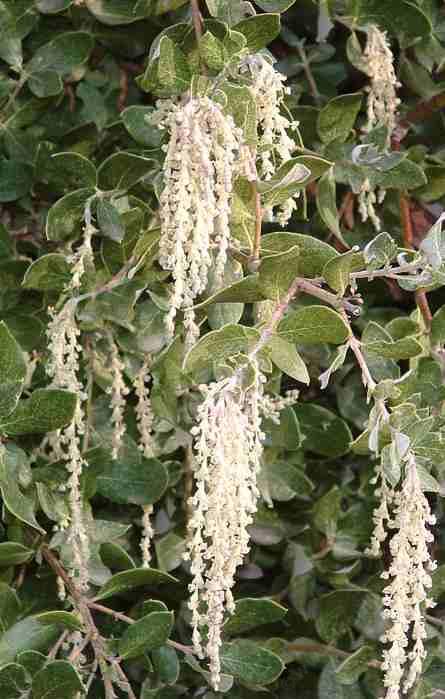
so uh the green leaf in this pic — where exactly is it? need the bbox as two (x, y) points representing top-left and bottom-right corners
(317, 93), (362, 144)
(364, 337), (423, 360)
(38, 150), (97, 194)
(323, 251), (364, 295)
(316, 590), (365, 643)
(152, 646), (180, 686)
(96, 567), (178, 601)
(31, 660), (83, 699)
(45, 187), (96, 241)
(220, 640), (284, 685)
(0, 542), (33, 567)
(97, 199), (126, 243)
(0, 663), (28, 698)
(336, 646), (376, 685)
(27, 31), (93, 75)
(0, 446), (44, 534)
(183, 324), (261, 378)
(36, 0), (72, 13)
(157, 36), (191, 94)
(0, 389), (77, 436)
(259, 246), (300, 301)
(22, 254), (71, 291)
(234, 14), (280, 51)
(200, 31), (226, 71)
(376, 158), (427, 190)
(261, 232), (338, 277)
(255, 0), (297, 10)
(0, 584), (21, 633)
(293, 403), (352, 457)
(259, 160), (311, 208)
(267, 335), (310, 384)
(121, 106), (163, 147)
(34, 612), (82, 633)
(278, 306), (349, 345)
(0, 160), (33, 203)
(313, 486), (342, 536)
(0, 617), (60, 666)
(155, 532), (186, 573)
(259, 459), (313, 504)
(97, 152), (157, 191)
(316, 168), (345, 244)
(28, 70), (62, 98)
(364, 232), (398, 271)
(353, 0), (432, 39)
(85, 0), (151, 24)
(432, 305), (445, 346)
(119, 611), (174, 659)
(0, 321), (27, 419)
(319, 660), (365, 699)
(223, 598), (287, 636)
(222, 84), (258, 145)
(96, 457), (168, 506)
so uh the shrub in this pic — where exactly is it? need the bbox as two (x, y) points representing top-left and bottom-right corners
(0, 1), (445, 697)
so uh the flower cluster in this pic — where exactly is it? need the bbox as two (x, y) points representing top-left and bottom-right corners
(134, 357), (156, 565)
(381, 451), (436, 698)
(107, 334), (129, 460)
(46, 301), (90, 590)
(363, 25), (400, 143)
(157, 97), (244, 345)
(358, 177), (386, 233)
(241, 54), (300, 225)
(184, 359), (266, 689)
(366, 405), (437, 697)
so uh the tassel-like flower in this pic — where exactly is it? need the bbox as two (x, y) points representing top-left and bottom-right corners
(134, 357), (156, 565)
(184, 359), (266, 689)
(134, 356), (155, 459)
(107, 335), (129, 460)
(241, 54), (300, 225)
(47, 301), (90, 590)
(380, 451), (436, 698)
(363, 25), (400, 143)
(157, 97), (244, 344)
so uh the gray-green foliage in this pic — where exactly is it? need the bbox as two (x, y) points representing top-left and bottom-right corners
(0, 0), (445, 697)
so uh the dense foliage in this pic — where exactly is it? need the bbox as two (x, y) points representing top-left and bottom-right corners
(2, 0), (445, 697)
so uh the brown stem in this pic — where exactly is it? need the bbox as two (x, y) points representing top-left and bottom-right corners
(348, 333), (376, 393)
(117, 68), (129, 113)
(48, 630), (69, 661)
(190, 0), (203, 42)
(400, 194), (432, 332)
(249, 187), (263, 270)
(400, 194), (414, 249)
(295, 42), (321, 105)
(41, 547), (125, 699)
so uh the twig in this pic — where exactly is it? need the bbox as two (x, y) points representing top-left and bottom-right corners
(249, 187), (263, 271)
(400, 194), (432, 332)
(48, 630), (69, 661)
(294, 278), (361, 316)
(117, 68), (129, 113)
(295, 41), (321, 105)
(74, 255), (137, 306)
(190, 0), (203, 42)
(40, 547), (125, 699)
(88, 602), (195, 656)
(348, 333), (376, 393)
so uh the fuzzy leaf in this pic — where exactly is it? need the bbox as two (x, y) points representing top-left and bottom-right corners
(119, 611), (174, 659)
(278, 306), (349, 345)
